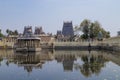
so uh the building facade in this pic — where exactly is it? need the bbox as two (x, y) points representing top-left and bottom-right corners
(23, 26), (33, 36)
(56, 30), (63, 41)
(57, 30), (62, 36)
(34, 27), (45, 35)
(16, 26), (41, 52)
(62, 21), (74, 37)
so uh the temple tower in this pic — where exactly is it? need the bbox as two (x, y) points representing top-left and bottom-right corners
(62, 21), (74, 37)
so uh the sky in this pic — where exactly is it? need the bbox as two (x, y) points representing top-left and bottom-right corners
(0, 0), (120, 36)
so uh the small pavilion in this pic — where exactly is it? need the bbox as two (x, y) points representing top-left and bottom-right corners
(16, 26), (41, 52)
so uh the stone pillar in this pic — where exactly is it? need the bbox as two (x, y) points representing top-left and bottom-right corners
(19, 40), (21, 48)
(38, 40), (39, 47)
(31, 40), (33, 48)
(30, 40), (31, 47)
(33, 40), (34, 47)
(17, 40), (19, 47)
(35, 40), (37, 47)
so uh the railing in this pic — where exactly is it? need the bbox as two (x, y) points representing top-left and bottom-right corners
(54, 41), (99, 46)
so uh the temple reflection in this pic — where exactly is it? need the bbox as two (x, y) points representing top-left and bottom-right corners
(0, 50), (54, 73)
(55, 52), (76, 71)
(54, 50), (108, 75)
(14, 50), (54, 73)
(0, 50), (120, 77)
(53, 50), (120, 77)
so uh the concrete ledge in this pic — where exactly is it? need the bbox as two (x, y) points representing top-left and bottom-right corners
(15, 47), (41, 52)
(54, 46), (99, 50)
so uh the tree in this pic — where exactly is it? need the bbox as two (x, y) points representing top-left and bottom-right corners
(90, 21), (110, 40)
(79, 19), (91, 39)
(0, 29), (4, 37)
(6, 29), (9, 34)
(9, 30), (13, 35)
(75, 19), (110, 40)
(89, 21), (102, 40)
(14, 30), (18, 35)
(74, 25), (81, 35)
(6, 29), (19, 35)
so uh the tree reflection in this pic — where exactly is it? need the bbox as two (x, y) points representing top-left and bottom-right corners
(24, 66), (33, 73)
(0, 49), (120, 77)
(0, 57), (3, 66)
(54, 50), (110, 76)
(74, 52), (108, 77)
(6, 60), (9, 66)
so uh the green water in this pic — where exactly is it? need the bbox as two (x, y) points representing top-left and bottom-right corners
(0, 50), (120, 80)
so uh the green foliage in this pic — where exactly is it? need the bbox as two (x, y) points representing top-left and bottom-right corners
(6, 29), (19, 35)
(80, 19), (90, 36)
(81, 34), (88, 39)
(75, 19), (110, 40)
(0, 29), (4, 37)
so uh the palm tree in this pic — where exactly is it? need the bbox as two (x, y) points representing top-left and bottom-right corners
(14, 30), (18, 35)
(6, 29), (9, 35)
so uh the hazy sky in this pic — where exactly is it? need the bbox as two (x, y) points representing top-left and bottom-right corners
(0, 0), (120, 36)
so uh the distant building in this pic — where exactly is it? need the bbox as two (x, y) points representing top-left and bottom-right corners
(34, 27), (45, 35)
(57, 30), (62, 36)
(23, 26), (33, 36)
(62, 21), (74, 37)
(118, 31), (120, 36)
(34, 35), (54, 43)
(16, 26), (41, 52)
(56, 30), (63, 41)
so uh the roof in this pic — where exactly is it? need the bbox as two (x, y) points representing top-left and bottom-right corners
(17, 36), (41, 40)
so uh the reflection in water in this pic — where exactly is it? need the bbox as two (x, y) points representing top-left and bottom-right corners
(0, 49), (120, 79)
(0, 50), (54, 73)
(76, 52), (108, 77)
(14, 50), (54, 73)
(54, 50), (109, 77)
(55, 52), (76, 72)
(0, 57), (3, 66)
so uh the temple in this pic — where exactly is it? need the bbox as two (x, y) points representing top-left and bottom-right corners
(62, 21), (74, 37)
(56, 21), (74, 41)
(16, 26), (41, 52)
(34, 27), (45, 35)
(23, 26), (33, 36)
